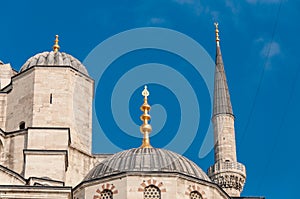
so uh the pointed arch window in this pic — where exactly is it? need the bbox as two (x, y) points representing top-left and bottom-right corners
(190, 191), (203, 199)
(144, 185), (161, 199)
(100, 189), (113, 199)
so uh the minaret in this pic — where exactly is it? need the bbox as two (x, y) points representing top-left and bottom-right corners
(208, 23), (246, 197)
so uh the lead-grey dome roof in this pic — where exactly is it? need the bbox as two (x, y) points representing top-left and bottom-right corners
(20, 51), (88, 75)
(84, 148), (210, 182)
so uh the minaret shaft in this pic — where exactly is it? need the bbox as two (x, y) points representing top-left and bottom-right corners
(213, 114), (237, 163)
(208, 23), (246, 197)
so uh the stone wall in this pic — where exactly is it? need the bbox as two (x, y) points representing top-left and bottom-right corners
(5, 70), (35, 131)
(74, 174), (230, 199)
(0, 186), (72, 199)
(71, 70), (93, 153)
(65, 148), (111, 187)
(31, 67), (93, 153)
(5, 131), (26, 174)
(0, 63), (16, 90)
(27, 128), (70, 150)
(0, 94), (7, 130)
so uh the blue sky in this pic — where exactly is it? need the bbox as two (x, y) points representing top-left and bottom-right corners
(0, 0), (298, 198)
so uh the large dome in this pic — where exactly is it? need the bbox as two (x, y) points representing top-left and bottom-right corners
(20, 51), (88, 75)
(83, 148), (211, 182)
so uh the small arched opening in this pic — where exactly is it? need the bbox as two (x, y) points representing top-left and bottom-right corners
(144, 185), (161, 199)
(190, 191), (203, 199)
(100, 189), (113, 199)
(19, 121), (26, 130)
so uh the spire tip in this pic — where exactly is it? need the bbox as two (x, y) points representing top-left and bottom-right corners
(214, 22), (220, 46)
(53, 35), (60, 52)
(142, 85), (150, 99)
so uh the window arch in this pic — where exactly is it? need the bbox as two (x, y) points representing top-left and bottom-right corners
(100, 189), (113, 199)
(144, 185), (161, 199)
(190, 191), (203, 199)
(19, 121), (25, 130)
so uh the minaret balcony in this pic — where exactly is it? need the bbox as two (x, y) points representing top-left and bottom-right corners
(208, 161), (246, 177)
(208, 161), (246, 196)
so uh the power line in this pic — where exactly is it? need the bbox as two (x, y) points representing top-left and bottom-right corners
(238, 0), (283, 148)
(256, 61), (300, 192)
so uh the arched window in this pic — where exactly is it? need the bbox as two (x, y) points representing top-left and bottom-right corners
(19, 121), (25, 130)
(190, 191), (203, 199)
(144, 185), (161, 199)
(100, 189), (113, 199)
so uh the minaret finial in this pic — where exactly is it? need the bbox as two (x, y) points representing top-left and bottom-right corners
(53, 35), (60, 53)
(140, 85), (153, 148)
(214, 22), (220, 46)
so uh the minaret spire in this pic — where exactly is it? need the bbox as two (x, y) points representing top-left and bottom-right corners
(213, 22), (233, 117)
(208, 23), (246, 197)
(139, 85), (153, 148)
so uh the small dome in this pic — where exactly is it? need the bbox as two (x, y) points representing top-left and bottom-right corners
(84, 148), (210, 182)
(20, 51), (88, 75)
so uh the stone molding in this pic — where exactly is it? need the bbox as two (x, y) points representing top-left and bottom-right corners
(138, 178), (166, 193)
(93, 183), (118, 199)
(210, 172), (246, 193)
(185, 184), (207, 199)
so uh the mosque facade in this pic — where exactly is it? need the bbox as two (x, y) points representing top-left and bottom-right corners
(0, 25), (263, 199)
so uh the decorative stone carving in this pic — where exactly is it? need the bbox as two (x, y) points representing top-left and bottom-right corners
(185, 185), (207, 199)
(210, 173), (245, 192)
(138, 178), (166, 193)
(93, 183), (118, 199)
(208, 160), (246, 196)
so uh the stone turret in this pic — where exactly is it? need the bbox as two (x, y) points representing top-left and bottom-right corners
(0, 36), (95, 186)
(207, 23), (246, 197)
(0, 61), (17, 89)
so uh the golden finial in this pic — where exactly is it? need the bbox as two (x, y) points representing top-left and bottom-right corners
(142, 85), (150, 99)
(53, 35), (60, 53)
(214, 22), (220, 46)
(140, 85), (153, 148)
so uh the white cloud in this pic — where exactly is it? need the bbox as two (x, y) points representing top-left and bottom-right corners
(225, 0), (240, 14)
(210, 11), (220, 20)
(173, 0), (203, 16)
(260, 41), (281, 58)
(149, 17), (166, 25)
(254, 37), (264, 43)
(246, 0), (282, 4)
(204, 7), (220, 20)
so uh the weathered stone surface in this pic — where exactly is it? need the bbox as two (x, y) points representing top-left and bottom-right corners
(74, 174), (231, 199)
(20, 51), (89, 75)
(0, 59), (95, 191)
(0, 186), (71, 199)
